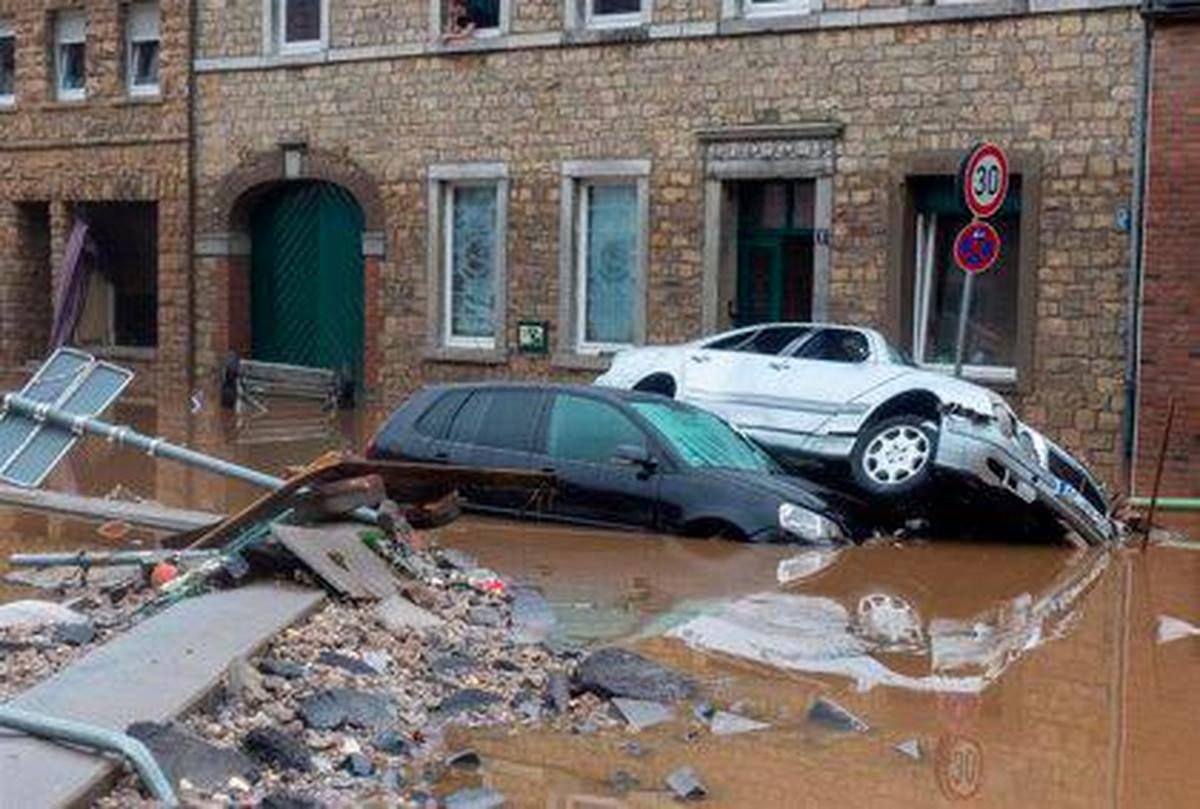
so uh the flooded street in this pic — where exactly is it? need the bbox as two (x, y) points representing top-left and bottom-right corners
(1, 401), (1197, 807)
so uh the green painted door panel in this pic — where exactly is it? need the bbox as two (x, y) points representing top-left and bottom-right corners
(251, 182), (364, 386)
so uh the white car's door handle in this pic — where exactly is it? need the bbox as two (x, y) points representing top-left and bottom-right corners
(689, 354), (710, 364)
(768, 361), (791, 371)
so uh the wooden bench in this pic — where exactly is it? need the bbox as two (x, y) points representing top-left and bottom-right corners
(220, 356), (348, 411)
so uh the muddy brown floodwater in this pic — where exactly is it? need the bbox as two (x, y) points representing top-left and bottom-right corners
(1, 395), (1197, 807)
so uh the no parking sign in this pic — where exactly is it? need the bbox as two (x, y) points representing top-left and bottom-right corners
(952, 220), (1001, 275)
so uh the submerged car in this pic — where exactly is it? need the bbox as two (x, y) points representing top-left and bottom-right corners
(366, 382), (871, 544)
(595, 322), (1116, 545)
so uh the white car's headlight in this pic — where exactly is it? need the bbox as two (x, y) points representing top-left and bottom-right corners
(779, 502), (844, 543)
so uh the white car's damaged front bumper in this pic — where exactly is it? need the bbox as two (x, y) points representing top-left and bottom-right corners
(935, 414), (1117, 546)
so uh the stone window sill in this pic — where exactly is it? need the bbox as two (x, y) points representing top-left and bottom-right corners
(550, 352), (613, 373)
(422, 346), (509, 366)
(85, 345), (158, 362)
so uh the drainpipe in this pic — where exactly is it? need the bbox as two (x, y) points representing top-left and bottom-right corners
(1122, 12), (1152, 496)
(185, 0), (199, 399)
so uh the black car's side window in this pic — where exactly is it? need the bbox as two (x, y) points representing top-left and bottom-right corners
(544, 395), (646, 464)
(794, 329), (870, 363)
(414, 390), (470, 438)
(446, 390), (542, 451)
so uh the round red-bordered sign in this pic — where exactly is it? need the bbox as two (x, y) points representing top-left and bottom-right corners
(961, 142), (1010, 219)
(953, 220), (1001, 275)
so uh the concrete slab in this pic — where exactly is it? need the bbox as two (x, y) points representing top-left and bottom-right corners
(0, 582), (324, 808)
(273, 523), (400, 601)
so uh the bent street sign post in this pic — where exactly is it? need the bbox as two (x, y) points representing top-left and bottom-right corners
(953, 143), (1010, 377)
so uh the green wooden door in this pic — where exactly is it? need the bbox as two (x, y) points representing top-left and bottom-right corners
(735, 181), (815, 328)
(251, 182), (365, 386)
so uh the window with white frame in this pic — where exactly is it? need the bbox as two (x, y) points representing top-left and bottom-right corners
(54, 10), (87, 101)
(560, 161), (649, 355)
(741, 0), (813, 18)
(0, 20), (14, 107)
(440, 0), (504, 38)
(585, 0), (648, 29)
(428, 164), (508, 352)
(126, 2), (160, 96)
(277, 0), (326, 52)
(910, 175), (1022, 383)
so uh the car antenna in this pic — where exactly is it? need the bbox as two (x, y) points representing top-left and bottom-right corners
(1142, 395), (1176, 551)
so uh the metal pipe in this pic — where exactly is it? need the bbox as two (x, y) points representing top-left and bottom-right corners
(0, 706), (178, 806)
(953, 271), (974, 377)
(1123, 15), (1153, 492)
(1, 392), (377, 523)
(10, 550), (220, 568)
(3, 392), (285, 489)
(1128, 496), (1200, 511)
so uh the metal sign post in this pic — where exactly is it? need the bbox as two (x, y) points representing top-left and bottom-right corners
(0, 348), (377, 521)
(952, 143), (1010, 377)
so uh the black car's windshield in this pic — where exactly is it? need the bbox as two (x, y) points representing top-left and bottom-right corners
(631, 401), (777, 473)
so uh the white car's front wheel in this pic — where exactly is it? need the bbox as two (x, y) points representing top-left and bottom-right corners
(850, 415), (938, 497)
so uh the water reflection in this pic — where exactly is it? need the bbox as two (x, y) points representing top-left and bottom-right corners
(441, 539), (1198, 809)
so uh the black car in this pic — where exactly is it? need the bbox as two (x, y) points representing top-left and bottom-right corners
(366, 383), (869, 543)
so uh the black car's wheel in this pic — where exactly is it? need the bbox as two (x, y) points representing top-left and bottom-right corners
(850, 415), (938, 497)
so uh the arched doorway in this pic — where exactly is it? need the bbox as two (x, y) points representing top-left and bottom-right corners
(249, 181), (365, 388)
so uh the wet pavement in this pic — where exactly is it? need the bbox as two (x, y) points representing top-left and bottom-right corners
(1, 398), (1198, 806)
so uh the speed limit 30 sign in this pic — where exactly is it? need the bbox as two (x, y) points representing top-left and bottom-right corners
(961, 142), (1009, 219)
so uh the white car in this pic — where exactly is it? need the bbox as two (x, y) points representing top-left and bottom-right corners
(595, 322), (1116, 545)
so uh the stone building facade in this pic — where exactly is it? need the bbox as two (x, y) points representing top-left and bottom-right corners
(190, 0), (1141, 485)
(0, 1), (1143, 487)
(1136, 0), (1198, 500)
(0, 1), (192, 396)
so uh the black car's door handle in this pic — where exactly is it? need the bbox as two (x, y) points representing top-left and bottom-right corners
(432, 451), (449, 463)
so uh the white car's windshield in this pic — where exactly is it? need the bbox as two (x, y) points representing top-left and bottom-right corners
(631, 401), (778, 473)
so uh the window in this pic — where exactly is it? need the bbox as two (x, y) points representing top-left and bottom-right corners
(559, 161), (649, 358)
(441, 0), (504, 38)
(545, 395), (646, 464)
(414, 390), (470, 438)
(54, 10), (86, 101)
(0, 20), (14, 106)
(277, 0), (325, 52)
(794, 328), (870, 363)
(73, 202), (159, 348)
(910, 176), (1021, 382)
(587, 0), (645, 27)
(427, 164), (508, 354)
(741, 0), (814, 18)
(631, 401), (774, 472)
(126, 2), (160, 96)
(445, 185), (499, 347)
(580, 183), (637, 347)
(704, 326), (812, 354)
(446, 390), (542, 451)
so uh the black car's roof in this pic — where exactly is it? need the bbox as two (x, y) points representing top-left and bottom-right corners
(419, 381), (674, 406)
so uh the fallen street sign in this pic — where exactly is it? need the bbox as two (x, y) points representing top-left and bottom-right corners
(961, 142), (1010, 220)
(0, 349), (133, 488)
(952, 220), (1002, 275)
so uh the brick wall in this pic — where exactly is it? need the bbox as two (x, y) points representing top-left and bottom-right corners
(1137, 17), (1199, 498)
(193, 3), (1138, 485)
(0, 1), (192, 396)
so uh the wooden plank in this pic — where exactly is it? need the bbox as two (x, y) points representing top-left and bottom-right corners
(0, 484), (222, 532)
(0, 582), (324, 808)
(181, 457), (553, 551)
